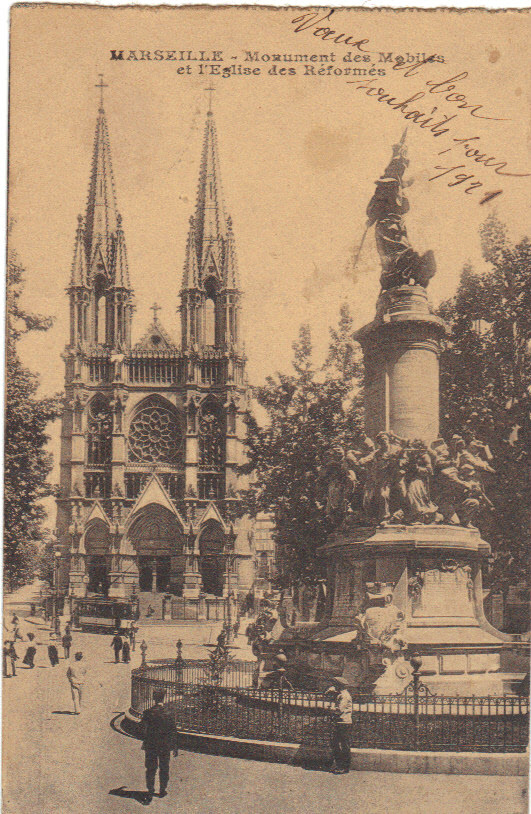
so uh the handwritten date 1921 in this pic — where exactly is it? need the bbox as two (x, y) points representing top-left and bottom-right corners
(429, 164), (503, 204)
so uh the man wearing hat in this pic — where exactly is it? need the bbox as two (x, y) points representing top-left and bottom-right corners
(141, 688), (179, 802)
(327, 677), (353, 774)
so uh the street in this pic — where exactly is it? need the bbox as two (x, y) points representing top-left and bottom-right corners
(2, 588), (528, 814)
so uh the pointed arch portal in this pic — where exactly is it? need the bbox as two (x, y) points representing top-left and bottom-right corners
(127, 504), (184, 593)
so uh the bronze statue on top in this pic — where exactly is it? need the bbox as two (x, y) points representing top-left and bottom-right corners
(366, 130), (436, 291)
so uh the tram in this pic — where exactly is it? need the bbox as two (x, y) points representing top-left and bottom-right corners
(73, 597), (137, 633)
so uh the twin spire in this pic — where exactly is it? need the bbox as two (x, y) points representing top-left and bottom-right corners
(69, 80), (240, 340)
(69, 78), (130, 291)
(183, 102), (240, 292)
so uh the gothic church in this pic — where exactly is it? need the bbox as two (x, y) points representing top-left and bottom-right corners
(56, 86), (256, 612)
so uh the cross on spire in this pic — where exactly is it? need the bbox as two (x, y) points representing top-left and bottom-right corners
(150, 302), (161, 323)
(205, 84), (216, 113)
(95, 74), (108, 110)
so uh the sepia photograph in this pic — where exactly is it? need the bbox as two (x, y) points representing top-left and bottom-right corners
(3, 5), (530, 813)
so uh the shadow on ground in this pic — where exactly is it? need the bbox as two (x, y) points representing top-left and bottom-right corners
(109, 786), (151, 805)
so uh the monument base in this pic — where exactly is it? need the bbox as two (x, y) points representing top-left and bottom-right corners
(274, 525), (514, 697)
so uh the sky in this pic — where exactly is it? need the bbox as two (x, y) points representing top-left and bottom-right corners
(8, 5), (530, 525)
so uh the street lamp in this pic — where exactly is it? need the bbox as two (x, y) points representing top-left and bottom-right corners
(51, 549), (62, 634)
(225, 530), (237, 642)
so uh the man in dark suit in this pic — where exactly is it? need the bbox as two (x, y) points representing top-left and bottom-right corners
(141, 688), (179, 802)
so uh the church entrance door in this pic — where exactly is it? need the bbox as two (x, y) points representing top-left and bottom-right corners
(87, 555), (109, 595)
(156, 556), (170, 592)
(200, 556), (224, 597)
(138, 555), (171, 592)
(128, 505), (184, 594)
(138, 557), (154, 592)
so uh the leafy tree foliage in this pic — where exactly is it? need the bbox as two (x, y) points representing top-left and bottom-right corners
(242, 304), (364, 585)
(4, 249), (62, 590)
(437, 214), (531, 590)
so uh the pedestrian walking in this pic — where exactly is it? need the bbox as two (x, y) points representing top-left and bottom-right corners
(12, 617), (23, 642)
(3, 641), (16, 677)
(62, 630), (73, 659)
(48, 642), (60, 667)
(3, 641), (10, 677)
(141, 688), (179, 802)
(111, 632), (123, 663)
(129, 622), (138, 652)
(8, 642), (18, 676)
(327, 677), (353, 774)
(122, 637), (131, 664)
(66, 652), (86, 714)
(22, 633), (37, 668)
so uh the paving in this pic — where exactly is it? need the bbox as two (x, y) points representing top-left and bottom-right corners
(2, 584), (528, 814)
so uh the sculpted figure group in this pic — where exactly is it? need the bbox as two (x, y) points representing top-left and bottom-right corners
(320, 432), (494, 529)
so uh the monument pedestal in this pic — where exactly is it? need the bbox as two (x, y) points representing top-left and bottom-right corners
(317, 524), (510, 695)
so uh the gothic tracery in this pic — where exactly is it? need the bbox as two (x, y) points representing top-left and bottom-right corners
(128, 402), (182, 464)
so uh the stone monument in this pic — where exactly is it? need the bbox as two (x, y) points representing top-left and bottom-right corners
(274, 134), (511, 696)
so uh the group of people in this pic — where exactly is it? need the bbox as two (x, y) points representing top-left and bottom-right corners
(111, 621), (138, 664)
(321, 431), (494, 528)
(3, 613), (77, 676)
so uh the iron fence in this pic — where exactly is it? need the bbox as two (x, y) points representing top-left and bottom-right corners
(136, 659), (256, 688)
(131, 662), (529, 753)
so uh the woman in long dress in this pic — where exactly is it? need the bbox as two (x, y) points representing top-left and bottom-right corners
(22, 633), (37, 668)
(121, 637), (131, 664)
(48, 642), (59, 667)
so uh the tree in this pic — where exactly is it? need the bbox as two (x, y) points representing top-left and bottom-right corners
(4, 248), (63, 591)
(437, 213), (531, 590)
(242, 304), (364, 586)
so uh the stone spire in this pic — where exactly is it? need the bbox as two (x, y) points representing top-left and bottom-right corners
(83, 97), (119, 277)
(193, 108), (228, 279)
(182, 216), (200, 290)
(180, 102), (242, 350)
(67, 79), (134, 350)
(223, 216), (240, 290)
(69, 214), (87, 288)
(112, 213), (131, 289)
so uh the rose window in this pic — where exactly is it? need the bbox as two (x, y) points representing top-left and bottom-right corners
(128, 405), (182, 463)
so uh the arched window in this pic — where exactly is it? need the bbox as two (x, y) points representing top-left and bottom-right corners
(97, 295), (106, 344)
(128, 399), (183, 464)
(205, 298), (215, 345)
(94, 274), (108, 345)
(87, 396), (112, 465)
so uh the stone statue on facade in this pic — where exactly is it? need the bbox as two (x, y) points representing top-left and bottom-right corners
(366, 130), (436, 291)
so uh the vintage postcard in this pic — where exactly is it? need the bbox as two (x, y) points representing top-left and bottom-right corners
(4, 5), (530, 814)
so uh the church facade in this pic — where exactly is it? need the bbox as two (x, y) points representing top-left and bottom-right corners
(56, 89), (257, 607)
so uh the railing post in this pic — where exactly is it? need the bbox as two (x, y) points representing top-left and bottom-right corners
(278, 673), (284, 730)
(140, 639), (148, 670)
(409, 651), (423, 750)
(175, 638), (184, 685)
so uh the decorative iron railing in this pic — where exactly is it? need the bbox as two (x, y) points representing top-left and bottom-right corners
(130, 661), (529, 753)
